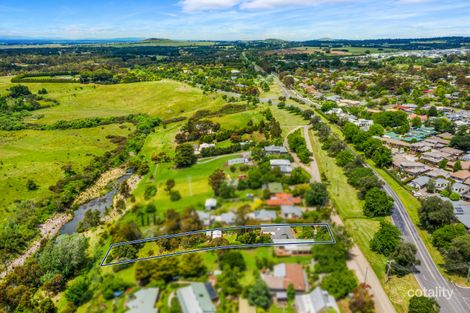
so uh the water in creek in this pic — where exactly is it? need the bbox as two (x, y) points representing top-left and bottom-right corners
(60, 172), (132, 234)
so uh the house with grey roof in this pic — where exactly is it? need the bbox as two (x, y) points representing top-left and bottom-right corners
(248, 209), (277, 221)
(426, 168), (451, 179)
(126, 288), (159, 313)
(435, 178), (450, 190)
(261, 225), (295, 240)
(280, 205), (302, 219)
(270, 159), (293, 174)
(227, 158), (250, 166)
(177, 282), (216, 313)
(408, 176), (430, 190)
(213, 211), (236, 225)
(264, 145), (288, 154)
(295, 287), (339, 313)
(452, 182), (470, 195)
(196, 211), (211, 227)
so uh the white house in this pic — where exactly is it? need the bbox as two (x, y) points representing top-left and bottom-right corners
(452, 182), (470, 195)
(270, 159), (293, 174)
(205, 198), (217, 210)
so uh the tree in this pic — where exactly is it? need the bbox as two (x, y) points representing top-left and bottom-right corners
(65, 276), (92, 306)
(26, 179), (38, 191)
(368, 124), (384, 136)
(101, 275), (130, 300)
(179, 254), (206, 278)
(246, 278), (272, 309)
(428, 106), (438, 117)
(426, 179), (436, 193)
(9, 84), (31, 98)
(349, 283), (374, 313)
(453, 160), (462, 172)
(408, 296), (440, 313)
(218, 250), (246, 271)
(76, 209), (101, 233)
(418, 196), (456, 232)
(321, 269), (358, 299)
(217, 266), (242, 296)
(305, 183), (329, 207)
(174, 144), (196, 168)
(165, 179), (175, 192)
(370, 221), (401, 256)
(209, 169), (226, 196)
(449, 191), (460, 201)
(39, 234), (89, 278)
(135, 257), (179, 285)
(287, 283), (295, 302)
(432, 223), (466, 252)
(411, 116), (422, 128)
(444, 234), (470, 275)
(336, 150), (355, 167)
(169, 190), (181, 201)
(363, 187), (393, 217)
(391, 242), (419, 276)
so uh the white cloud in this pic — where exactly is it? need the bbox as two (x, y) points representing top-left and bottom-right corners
(180, 0), (241, 12)
(180, 0), (347, 12)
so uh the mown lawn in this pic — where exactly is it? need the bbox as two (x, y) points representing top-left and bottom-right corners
(0, 124), (133, 212)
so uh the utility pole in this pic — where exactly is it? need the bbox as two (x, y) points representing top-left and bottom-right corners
(364, 266), (368, 284)
(386, 260), (393, 283)
(466, 263), (470, 283)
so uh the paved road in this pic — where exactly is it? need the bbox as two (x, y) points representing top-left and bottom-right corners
(283, 124), (396, 313)
(379, 178), (470, 313)
(271, 73), (470, 312)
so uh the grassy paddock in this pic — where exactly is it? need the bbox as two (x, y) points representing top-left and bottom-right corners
(0, 77), (229, 123)
(0, 124), (133, 212)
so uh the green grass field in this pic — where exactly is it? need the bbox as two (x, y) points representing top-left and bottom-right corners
(0, 124), (133, 213)
(0, 77), (228, 124)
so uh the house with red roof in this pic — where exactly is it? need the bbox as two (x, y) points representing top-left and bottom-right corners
(266, 193), (302, 206)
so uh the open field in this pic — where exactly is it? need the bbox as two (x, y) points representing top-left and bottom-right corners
(0, 124), (133, 212)
(0, 77), (229, 124)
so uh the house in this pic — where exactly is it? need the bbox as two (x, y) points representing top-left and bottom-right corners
(267, 193), (302, 206)
(452, 182), (470, 195)
(421, 151), (447, 165)
(280, 205), (302, 219)
(454, 204), (470, 229)
(264, 145), (288, 154)
(275, 244), (312, 257)
(408, 113), (428, 122)
(197, 211), (211, 226)
(227, 158), (250, 166)
(177, 283), (216, 313)
(248, 209), (277, 221)
(439, 147), (464, 161)
(261, 225), (295, 240)
(126, 288), (160, 313)
(408, 176), (430, 190)
(205, 198), (217, 210)
(447, 161), (470, 171)
(261, 263), (308, 299)
(451, 170), (470, 183)
(270, 159), (293, 174)
(352, 119), (374, 131)
(197, 143), (216, 154)
(295, 287), (339, 313)
(426, 168), (451, 179)
(435, 178), (450, 190)
(213, 212), (236, 224)
(211, 230), (222, 239)
(461, 154), (470, 161)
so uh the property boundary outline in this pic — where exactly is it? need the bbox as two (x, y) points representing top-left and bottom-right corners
(100, 223), (335, 267)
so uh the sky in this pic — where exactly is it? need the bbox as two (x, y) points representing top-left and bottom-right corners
(0, 0), (469, 40)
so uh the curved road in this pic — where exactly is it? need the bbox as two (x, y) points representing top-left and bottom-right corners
(272, 74), (470, 312)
